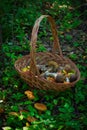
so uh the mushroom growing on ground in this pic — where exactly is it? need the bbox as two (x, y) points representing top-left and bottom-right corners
(27, 116), (37, 123)
(34, 103), (47, 114)
(20, 109), (29, 114)
(9, 112), (19, 117)
(24, 90), (35, 100)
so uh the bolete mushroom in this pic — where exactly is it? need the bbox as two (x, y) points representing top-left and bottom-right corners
(55, 73), (65, 83)
(64, 77), (70, 84)
(48, 61), (59, 72)
(47, 77), (55, 82)
(34, 103), (47, 114)
(69, 73), (77, 82)
(64, 64), (72, 73)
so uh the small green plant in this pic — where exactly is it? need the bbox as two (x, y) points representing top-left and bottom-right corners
(69, 53), (78, 60)
(65, 34), (73, 41)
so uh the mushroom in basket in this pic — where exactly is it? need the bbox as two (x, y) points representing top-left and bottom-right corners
(47, 61), (59, 72)
(22, 66), (30, 72)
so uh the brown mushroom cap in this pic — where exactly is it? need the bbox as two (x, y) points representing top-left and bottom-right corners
(64, 64), (72, 73)
(9, 112), (19, 117)
(24, 90), (35, 100)
(24, 90), (33, 95)
(48, 61), (58, 68)
(34, 103), (47, 111)
(20, 110), (29, 114)
(27, 94), (35, 100)
(27, 116), (37, 122)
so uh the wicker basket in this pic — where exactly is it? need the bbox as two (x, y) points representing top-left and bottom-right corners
(14, 15), (80, 91)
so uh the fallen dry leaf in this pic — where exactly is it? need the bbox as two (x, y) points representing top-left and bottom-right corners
(0, 108), (4, 114)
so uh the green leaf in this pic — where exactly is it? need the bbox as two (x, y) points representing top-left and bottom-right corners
(2, 127), (12, 130)
(65, 34), (72, 41)
(73, 42), (79, 47)
(23, 127), (30, 130)
(64, 103), (70, 109)
(57, 125), (64, 130)
(69, 53), (77, 60)
(18, 114), (24, 120)
(53, 99), (58, 105)
(45, 110), (51, 116)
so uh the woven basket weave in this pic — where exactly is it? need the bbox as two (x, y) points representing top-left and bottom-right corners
(14, 15), (80, 91)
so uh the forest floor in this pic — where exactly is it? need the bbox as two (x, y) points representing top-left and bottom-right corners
(0, 5), (87, 129)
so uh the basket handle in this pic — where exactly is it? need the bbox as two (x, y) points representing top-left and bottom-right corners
(30, 15), (63, 75)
